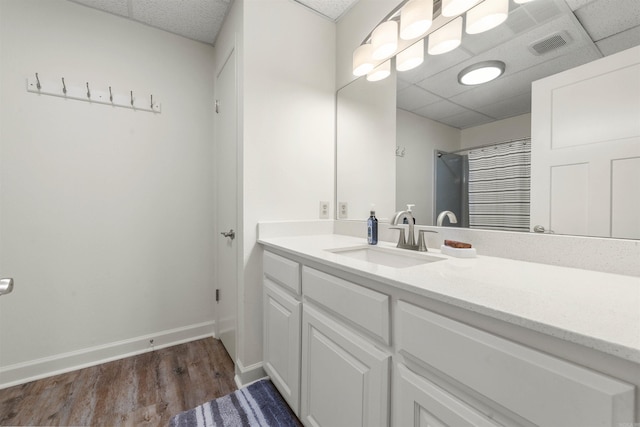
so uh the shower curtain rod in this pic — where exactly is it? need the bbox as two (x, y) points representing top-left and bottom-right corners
(438, 136), (530, 156)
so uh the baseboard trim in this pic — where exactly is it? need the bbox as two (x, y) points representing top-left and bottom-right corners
(0, 321), (216, 390)
(234, 359), (265, 388)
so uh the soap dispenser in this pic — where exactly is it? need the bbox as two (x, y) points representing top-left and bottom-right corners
(367, 209), (378, 245)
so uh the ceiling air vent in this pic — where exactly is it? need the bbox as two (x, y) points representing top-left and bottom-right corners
(528, 31), (572, 56)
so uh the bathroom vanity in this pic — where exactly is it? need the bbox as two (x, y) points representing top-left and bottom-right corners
(259, 232), (638, 426)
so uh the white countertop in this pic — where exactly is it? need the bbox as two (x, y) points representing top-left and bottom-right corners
(259, 234), (640, 363)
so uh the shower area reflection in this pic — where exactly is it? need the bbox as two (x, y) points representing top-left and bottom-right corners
(435, 138), (531, 232)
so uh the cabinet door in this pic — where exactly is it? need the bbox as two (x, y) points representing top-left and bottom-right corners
(263, 279), (301, 415)
(394, 363), (504, 427)
(301, 305), (390, 427)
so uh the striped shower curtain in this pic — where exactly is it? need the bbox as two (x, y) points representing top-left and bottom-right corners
(467, 139), (531, 232)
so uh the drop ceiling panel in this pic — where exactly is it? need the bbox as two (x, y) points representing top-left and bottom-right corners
(68, 0), (129, 17)
(477, 92), (533, 120)
(397, 85), (443, 111)
(294, 0), (358, 21)
(414, 99), (470, 120)
(131, 0), (226, 44)
(397, 47), (472, 85)
(596, 26), (640, 56)
(437, 110), (495, 129)
(574, 0), (640, 41)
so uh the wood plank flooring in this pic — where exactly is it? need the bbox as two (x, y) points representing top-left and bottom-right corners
(0, 337), (237, 426)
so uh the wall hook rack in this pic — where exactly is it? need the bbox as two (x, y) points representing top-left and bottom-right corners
(26, 75), (161, 113)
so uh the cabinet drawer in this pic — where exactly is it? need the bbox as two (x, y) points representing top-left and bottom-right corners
(395, 363), (502, 427)
(302, 266), (390, 345)
(397, 301), (635, 427)
(264, 250), (301, 295)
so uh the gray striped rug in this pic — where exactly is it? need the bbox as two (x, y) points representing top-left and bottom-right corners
(170, 379), (301, 427)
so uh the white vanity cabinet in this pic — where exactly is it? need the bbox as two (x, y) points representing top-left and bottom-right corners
(261, 247), (636, 427)
(395, 300), (635, 427)
(263, 251), (302, 415)
(300, 266), (391, 427)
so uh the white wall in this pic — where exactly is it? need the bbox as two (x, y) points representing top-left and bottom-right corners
(240, 0), (336, 374)
(337, 74), (397, 221)
(396, 109), (460, 225)
(460, 114), (531, 149)
(0, 0), (216, 387)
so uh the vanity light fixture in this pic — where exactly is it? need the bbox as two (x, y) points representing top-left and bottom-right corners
(396, 39), (424, 71)
(458, 60), (505, 85)
(400, 0), (433, 40)
(367, 60), (391, 81)
(428, 16), (462, 55)
(466, 0), (509, 34)
(513, 0), (536, 3)
(371, 21), (399, 60)
(353, 43), (375, 76)
(441, 0), (481, 17)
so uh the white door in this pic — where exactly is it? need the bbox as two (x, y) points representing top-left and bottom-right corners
(215, 49), (238, 362)
(530, 46), (640, 238)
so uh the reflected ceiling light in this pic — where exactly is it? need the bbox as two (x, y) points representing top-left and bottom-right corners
(352, 44), (375, 76)
(371, 21), (398, 60)
(466, 0), (509, 34)
(442, 0), (481, 17)
(396, 39), (424, 71)
(400, 0), (433, 40)
(367, 60), (391, 81)
(458, 60), (505, 85)
(428, 17), (462, 55)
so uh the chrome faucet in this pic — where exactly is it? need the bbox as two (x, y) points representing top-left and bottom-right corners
(437, 210), (458, 227)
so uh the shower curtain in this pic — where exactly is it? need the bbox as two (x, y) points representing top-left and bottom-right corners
(467, 139), (531, 232)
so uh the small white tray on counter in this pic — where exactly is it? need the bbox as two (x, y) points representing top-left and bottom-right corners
(441, 245), (477, 258)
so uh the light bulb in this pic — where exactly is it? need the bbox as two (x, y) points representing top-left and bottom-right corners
(441, 0), (481, 17)
(367, 60), (391, 82)
(428, 17), (462, 55)
(372, 21), (398, 60)
(396, 40), (424, 71)
(466, 0), (509, 34)
(400, 0), (433, 40)
(352, 44), (375, 76)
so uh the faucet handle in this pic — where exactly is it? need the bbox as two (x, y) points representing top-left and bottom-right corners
(417, 230), (437, 252)
(389, 227), (406, 248)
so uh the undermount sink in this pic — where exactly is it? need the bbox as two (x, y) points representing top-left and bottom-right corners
(328, 246), (445, 268)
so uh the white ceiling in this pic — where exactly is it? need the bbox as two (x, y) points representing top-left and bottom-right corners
(68, 0), (639, 129)
(67, 0), (359, 45)
(397, 0), (640, 128)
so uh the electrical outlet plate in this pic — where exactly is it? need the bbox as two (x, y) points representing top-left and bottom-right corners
(319, 201), (329, 219)
(339, 202), (348, 218)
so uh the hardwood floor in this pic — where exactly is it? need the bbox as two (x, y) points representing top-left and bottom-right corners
(0, 337), (237, 426)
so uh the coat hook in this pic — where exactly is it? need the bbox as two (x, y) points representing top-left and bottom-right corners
(109, 86), (113, 102)
(62, 77), (67, 95)
(86, 82), (91, 99)
(130, 90), (134, 107)
(35, 73), (41, 90)
(150, 94), (153, 109)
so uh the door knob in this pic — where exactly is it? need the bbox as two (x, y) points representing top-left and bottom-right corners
(220, 229), (235, 240)
(0, 278), (14, 296)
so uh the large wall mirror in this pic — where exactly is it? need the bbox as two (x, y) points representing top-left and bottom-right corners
(336, 0), (640, 239)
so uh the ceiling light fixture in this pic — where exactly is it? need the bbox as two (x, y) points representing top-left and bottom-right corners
(400, 0), (433, 40)
(371, 21), (399, 60)
(441, 0), (481, 17)
(466, 0), (509, 34)
(458, 60), (505, 85)
(396, 39), (425, 71)
(367, 60), (391, 81)
(352, 44), (375, 76)
(428, 16), (462, 55)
